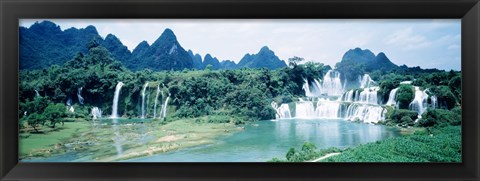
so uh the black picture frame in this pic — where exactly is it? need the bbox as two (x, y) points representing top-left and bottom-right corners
(1, 0), (479, 180)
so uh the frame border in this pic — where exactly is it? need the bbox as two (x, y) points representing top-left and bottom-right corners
(1, 0), (479, 180)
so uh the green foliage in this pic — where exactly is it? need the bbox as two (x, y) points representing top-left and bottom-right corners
(288, 56), (304, 67)
(321, 126), (461, 162)
(43, 103), (68, 128)
(428, 86), (457, 110)
(269, 142), (341, 162)
(417, 108), (461, 127)
(396, 84), (414, 109)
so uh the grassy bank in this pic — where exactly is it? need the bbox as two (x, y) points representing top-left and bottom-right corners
(19, 121), (91, 157)
(320, 125), (461, 162)
(19, 117), (242, 161)
(270, 125), (461, 162)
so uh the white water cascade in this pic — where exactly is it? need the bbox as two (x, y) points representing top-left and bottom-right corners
(271, 102), (292, 119)
(340, 87), (380, 105)
(141, 82), (149, 119)
(77, 87), (84, 105)
(295, 101), (315, 118)
(302, 70), (344, 97)
(302, 79), (322, 97)
(386, 88), (399, 106)
(430, 95), (438, 109)
(91, 107), (102, 119)
(153, 85), (161, 119)
(409, 86), (429, 117)
(315, 98), (341, 119)
(35, 90), (40, 97)
(359, 74), (376, 88)
(161, 94), (170, 118)
(321, 70), (344, 96)
(111, 82), (124, 118)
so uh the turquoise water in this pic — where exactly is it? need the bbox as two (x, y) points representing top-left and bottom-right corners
(22, 118), (400, 162)
(126, 119), (401, 162)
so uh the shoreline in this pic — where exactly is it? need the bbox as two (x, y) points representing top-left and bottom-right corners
(19, 118), (243, 162)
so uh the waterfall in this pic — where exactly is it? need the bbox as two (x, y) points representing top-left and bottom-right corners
(315, 99), (340, 119)
(295, 101), (315, 118)
(386, 88), (398, 106)
(141, 82), (149, 119)
(111, 82), (124, 118)
(91, 107), (102, 119)
(321, 70), (344, 96)
(359, 74), (375, 88)
(358, 87), (379, 105)
(271, 102), (292, 119)
(66, 97), (72, 106)
(153, 85), (161, 119)
(409, 86), (428, 117)
(161, 95), (170, 118)
(344, 104), (385, 123)
(430, 95), (438, 108)
(35, 90), (40, 97)
(303, 78), (323, 97)
(77, 87), (84, 105)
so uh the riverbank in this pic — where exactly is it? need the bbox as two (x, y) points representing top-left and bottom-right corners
(19, 117), (242, 161)
(317, 125), (461, 162)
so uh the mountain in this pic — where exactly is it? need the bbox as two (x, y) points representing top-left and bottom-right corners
(20, 21), (103, 69)
(202, 54), (222, 70)
(102, 34), (131, 62)
(237, 46), (287, 70)
(131, 29), (193, 71)
(335, 47), (398, 80)
(341, 48), (376, 64)
(367, 52), (398, 71)
(188, 50), (204, 70)
(220, 60), (237, 70)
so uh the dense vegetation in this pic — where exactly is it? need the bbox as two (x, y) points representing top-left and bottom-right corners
(19, 42), (330, 130)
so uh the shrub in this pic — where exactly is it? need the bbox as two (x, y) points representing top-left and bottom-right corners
(388, 109), (418, 124)
(417, 108), (461, 127)
(396, 85), (414, 109)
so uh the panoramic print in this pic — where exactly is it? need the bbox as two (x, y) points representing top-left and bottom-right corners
(19, 19), (461, 162)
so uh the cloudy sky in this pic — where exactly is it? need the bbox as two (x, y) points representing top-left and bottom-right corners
(20, 19), (461, 70)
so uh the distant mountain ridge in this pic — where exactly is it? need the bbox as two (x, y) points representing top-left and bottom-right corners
(20, 21), (288, 71)
(335, 47), (398, 81)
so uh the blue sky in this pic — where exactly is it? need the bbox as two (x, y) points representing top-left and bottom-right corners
(20, 19), (461, 70)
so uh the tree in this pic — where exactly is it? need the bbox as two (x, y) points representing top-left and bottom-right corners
(396, 84), (414, 109)
(288, 56), (304, 67)
(43, 103), (68, 128)
(25, 113), (46, 133)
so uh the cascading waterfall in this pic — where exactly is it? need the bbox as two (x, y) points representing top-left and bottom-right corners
(35, 90), (40, 97)
(344, 104), (385, 123)
(315, 98), (340, 119)
(302, 79), (323, 97)
(111, 82), (124, 118)
(359, 74), (375, 88)
(409, 86), (428, 117)
(77, 87), (84, 105)
(358, 87), (379, 104)
(271, 102), (292, 119)
(295, 101), (315, 118)
(321, 70), (344, 96)
(430, 95), (438, 109)
(91, 107), (102, 119)
(386, 88), (398, 106)
(153, 85), (161, 119)
(141, 82), (149, 119)
(161, 94), (170, 118)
